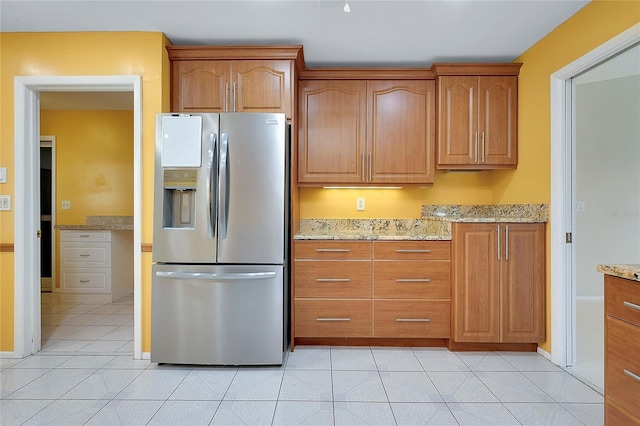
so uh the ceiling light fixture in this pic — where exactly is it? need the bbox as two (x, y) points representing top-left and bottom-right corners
(343, 1), (350, 13)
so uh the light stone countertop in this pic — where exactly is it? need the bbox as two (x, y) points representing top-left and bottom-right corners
(294, 204), (548, 241)
(597, 264), (640, 282)
(54, 215), (134, 231)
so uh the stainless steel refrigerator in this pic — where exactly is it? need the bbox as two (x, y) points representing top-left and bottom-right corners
(151, 112), (289, 365)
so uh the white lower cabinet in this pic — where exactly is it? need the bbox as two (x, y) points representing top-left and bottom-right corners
(59, 230), (133, 301)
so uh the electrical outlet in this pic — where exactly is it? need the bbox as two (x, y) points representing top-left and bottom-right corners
(61, 200), (71, 210)
(0, 167), (6, 184)
(0, 195), (11, 211)
(356, 197), (365, 211)
(576, 201), (585, 212)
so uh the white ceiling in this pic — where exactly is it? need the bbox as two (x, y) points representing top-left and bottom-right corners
(3, 0), (592, 110)
(2, 0), (590, 67)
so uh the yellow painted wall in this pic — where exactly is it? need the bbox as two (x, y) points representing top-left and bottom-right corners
(40, 109), (134, 288)
(495, 0), (640, 353)
(0, 32), (171, 352)
(300, 171), (495, 218)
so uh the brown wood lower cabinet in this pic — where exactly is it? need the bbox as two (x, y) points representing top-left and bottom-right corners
(605, 275), (640, 425)
(293, 239), (451, 346)
(373, 300), (450, 338)
(451, 223), (545, 343)
(295, 299), (372, 338)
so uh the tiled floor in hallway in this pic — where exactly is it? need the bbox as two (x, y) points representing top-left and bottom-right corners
(40, 292), (134, 356)
(1, 346), (603, 425)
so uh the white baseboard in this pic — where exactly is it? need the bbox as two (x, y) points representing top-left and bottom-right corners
(142, 352), (151, 360)
(576, 296), (604, 302)
(0, 351), (21, 359)
(537, 346), (552, 361)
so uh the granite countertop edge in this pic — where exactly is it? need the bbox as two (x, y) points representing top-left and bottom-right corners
(293, 233), (452, 241)
(55, 224), (134, 231)
(426, 217), (547, 223)
(597, 264), (640, 283)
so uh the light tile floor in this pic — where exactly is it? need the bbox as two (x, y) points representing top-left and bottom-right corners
(569, 301), (604, 392)
(1, 346), (604, 425)
(39, 292), (134, 356)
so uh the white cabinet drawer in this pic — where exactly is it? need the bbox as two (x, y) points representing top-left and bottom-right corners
(60, 243), (111, 267)
(60, 230), (111, 242)
(60, 269), (111, 293)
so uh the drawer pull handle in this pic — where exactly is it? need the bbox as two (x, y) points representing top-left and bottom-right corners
(79, 234), (90, 238)
(395, 249), (431, 253)
(395, 318), (431, 322)
(396, 278), (431, 283)
(316, 278), (351, 282)
(623, 301), (640, 311)
(79, 254), (90, 257)
(316, 248), (350, 253)
(624, 369), (640, 382)
(79, 280), (90, 283)
(316, 318), (350, 322)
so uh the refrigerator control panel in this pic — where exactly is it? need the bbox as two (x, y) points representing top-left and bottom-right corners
(163, 169), (197, 190)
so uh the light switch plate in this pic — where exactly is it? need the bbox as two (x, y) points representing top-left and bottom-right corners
(0, 195), (11, 211)
(0, 167), (6, 184)
(576, 201), (585, 212)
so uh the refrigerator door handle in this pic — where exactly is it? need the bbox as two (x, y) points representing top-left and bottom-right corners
(219, 133), (230, 239)
(207, 133), (218, 239)
(155, 271), (276, 280)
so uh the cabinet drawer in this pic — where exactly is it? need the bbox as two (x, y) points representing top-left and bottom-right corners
(295, 241), (371, 260)
(373, 300), (450, 338)
(373, 241), (450, 260)
(60, 243), (111, 267)
(294, 299), (371, 337)
(60, 269), (110, 293)
(606, 275), (640, 327)
(606, 398), (640, 426)
(606, 316), (640, 419)
(295, 260), (371, 298)
(60, 230), (111, 242)
(373, 260), (450, 299)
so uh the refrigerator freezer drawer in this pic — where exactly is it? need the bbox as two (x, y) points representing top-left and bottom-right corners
(151, 264), (284, 366)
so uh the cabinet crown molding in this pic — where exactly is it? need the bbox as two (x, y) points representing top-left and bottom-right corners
(432, 63), (523, 76)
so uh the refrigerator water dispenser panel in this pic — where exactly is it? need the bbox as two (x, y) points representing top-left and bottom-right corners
(163, 169), (197, 229)
(161, 115), (202, 167)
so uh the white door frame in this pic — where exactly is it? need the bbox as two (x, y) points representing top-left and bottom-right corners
(39, 135), (56, 292)
(13, 75), (142, 359)
(550, 23), (640, 367)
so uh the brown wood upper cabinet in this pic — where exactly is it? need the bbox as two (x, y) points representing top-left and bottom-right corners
(167, 46), (303, 120)
(434, 64), (521, 170)
(451, 222), (545, 343)
(298, 79), (435, 185)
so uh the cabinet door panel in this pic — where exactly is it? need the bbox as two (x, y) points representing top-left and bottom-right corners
(294, 240), (372, 260)
(233, 60), (292, 118)
(295, 260), (371, 298)
(452, 223), (500, 342)
(479, 76), (517, 166)
(367, 80), (435, 184)
(373, 300), (450, 338)
(373, 260), (450, 299)
(606, 317), (640, 420)
(171, 61), (230, 112)
(294, 299), (371, 337)
(437, 76), (477, 166)
(500, 223), (545, 342)
(298, 81), (367, 183)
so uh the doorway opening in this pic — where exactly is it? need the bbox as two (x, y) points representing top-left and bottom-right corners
(550, 23), (640, 378)
(39, 136), (55, 293)
(13, 75), (142, 359)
